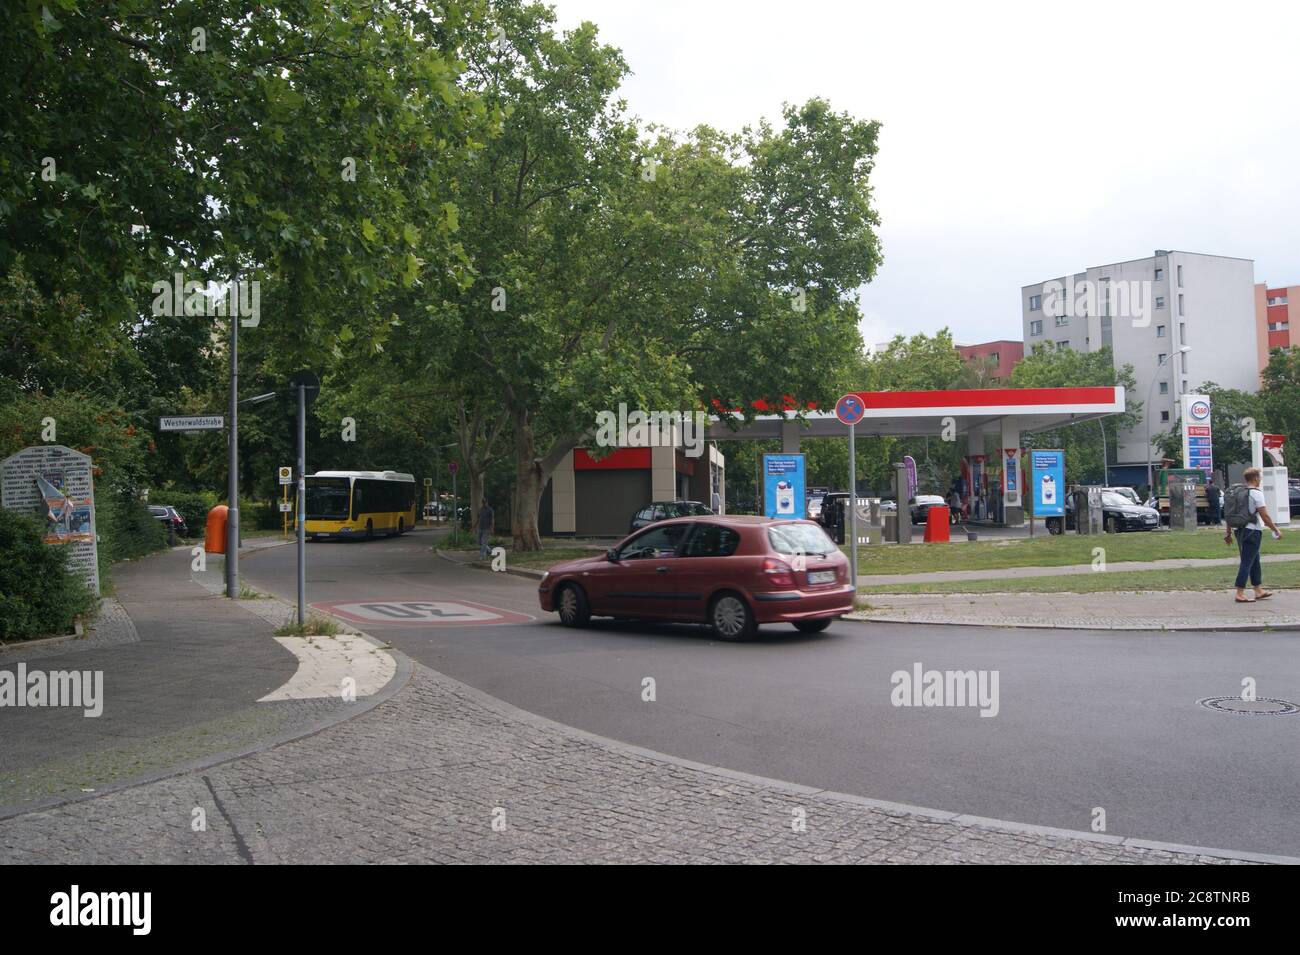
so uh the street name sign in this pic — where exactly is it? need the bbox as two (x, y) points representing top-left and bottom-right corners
(159, 415), (224, 432)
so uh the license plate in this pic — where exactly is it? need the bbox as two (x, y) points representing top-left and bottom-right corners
(808, 570), (836, 584)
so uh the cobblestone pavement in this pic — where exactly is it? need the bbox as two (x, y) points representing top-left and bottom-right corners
(0, 662), (1267, 864)
(853, 590), (1300, 631)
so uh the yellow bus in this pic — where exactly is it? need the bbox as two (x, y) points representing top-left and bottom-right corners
(303, 470), (418, 540)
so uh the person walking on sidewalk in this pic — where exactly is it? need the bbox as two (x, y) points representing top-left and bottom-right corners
(1206, 479), (1223, 525)
(476, 500), (494, 558)
(1224, 467), (1281, 603)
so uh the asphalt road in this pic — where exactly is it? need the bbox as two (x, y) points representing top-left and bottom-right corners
(241, 527), (1300, 857)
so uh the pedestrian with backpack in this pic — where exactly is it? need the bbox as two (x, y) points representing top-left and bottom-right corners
(1224, 467), (1282, 603)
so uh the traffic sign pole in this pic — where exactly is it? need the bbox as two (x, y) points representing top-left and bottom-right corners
(297, 383), (306, 625)
(226, 314), (239, 599)
(835, 394), (867, 592)
(849, 422), (857, 590)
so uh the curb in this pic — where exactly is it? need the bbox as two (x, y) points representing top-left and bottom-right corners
(435, 548), (547, 581)
(411, 659), (1299, 865)
(0, 577), (413, 824)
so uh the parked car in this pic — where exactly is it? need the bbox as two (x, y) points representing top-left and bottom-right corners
(538, 515), (854, 640)
(628, 500), (713, 533)
(1105, 486), (1141, 505)
(148, 505), (188, 537)
(1289, 478), (1300, 514)
(806, 493), (825, 521)
(908, 494), (949, 525)
(1045, 489), (1160, 534)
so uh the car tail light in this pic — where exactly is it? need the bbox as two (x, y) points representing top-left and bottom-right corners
(761, 557), (795, 588)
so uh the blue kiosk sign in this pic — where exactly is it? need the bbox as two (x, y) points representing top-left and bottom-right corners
(1030, 450), (1065, 517)
(762, 454), (806, 519)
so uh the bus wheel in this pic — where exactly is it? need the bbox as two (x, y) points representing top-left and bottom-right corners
(366, 520), (374, 540)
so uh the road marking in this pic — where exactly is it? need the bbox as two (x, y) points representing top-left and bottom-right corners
(258, 632), (396, 702)
(312, 599), (533, 626)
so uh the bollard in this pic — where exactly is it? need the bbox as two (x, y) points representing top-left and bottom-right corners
(923, 506), (951, 543)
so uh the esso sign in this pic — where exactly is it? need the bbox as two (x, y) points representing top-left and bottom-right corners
(1190, 401), (1211, 420)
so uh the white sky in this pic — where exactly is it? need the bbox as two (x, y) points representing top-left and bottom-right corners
(549, 0), (1300, 347)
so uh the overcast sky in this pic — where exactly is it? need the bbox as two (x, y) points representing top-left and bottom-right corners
(549, 0), (1300, 348)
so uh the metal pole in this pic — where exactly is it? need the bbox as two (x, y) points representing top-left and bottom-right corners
(848, 422), (858, 590)
(1100, 419), (1109, 486)
(452, 469), (459, 535)
(1145, 355), (1164, 496)
(226, 313), (239, 598)
(296, 382), (306, 625)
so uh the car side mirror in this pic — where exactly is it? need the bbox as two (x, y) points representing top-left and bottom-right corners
(606, 548), (618, 562)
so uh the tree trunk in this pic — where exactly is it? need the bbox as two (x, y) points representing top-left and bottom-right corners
(512, 407), (544, 550)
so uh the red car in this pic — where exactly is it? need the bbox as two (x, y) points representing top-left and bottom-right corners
(537, 515), (854, 640)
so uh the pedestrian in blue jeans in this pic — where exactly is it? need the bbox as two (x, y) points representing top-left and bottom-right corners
(1226, 467), (1281, 603)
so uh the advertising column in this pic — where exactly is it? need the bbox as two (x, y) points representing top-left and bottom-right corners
(1031, 450), (1065, 529)
(762, 453), (806, 520)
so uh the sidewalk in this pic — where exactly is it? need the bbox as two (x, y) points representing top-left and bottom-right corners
(853, 590), (1300, 631)
(858, 553), (1300, 586)
(0, 545), (398, 817)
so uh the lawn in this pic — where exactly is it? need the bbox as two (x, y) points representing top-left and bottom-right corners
(851, 527), (1300, 576)
(858, 561), (1300, 595)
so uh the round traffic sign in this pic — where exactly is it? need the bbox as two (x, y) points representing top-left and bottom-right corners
(449, 461), (458, 474)
(835, 394), (866, 426)
(288, 370), (321, 407)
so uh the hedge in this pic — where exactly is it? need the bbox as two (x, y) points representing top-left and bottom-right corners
(0, 509), (96, 641)
(96, 487), (168, 571)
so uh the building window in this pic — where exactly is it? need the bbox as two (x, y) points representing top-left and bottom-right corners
(1030, 320), (1043, 336)
(1178, 294), (1184, 316)
(1055, 314), (1069, 327)
(989, 352), (1000, 366)
(1156, 325), (1166, 338)
(1158, 353), (1167, 364)
(1182, 379), (1188, 392)
(1180, 322), (1186, 343)
(1155, 296), (1166, 308)
(1155, 268), (1164, 281)
(1057, 340), (1070, 349)
(1159, 382), (1168, 394)
(1029, 294), (1042, 311)
(1177, 265), (1183, 287)
(1161, 410), (1170, 422)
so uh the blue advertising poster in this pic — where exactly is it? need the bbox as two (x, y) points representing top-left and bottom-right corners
(1030, 450), (1065, 517)
(762, 454), (806, 519)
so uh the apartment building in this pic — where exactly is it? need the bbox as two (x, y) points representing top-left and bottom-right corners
(1255, 282), (1296, 370)
(955, 339), (1024, 379)
(1022, 251), (1258, 484)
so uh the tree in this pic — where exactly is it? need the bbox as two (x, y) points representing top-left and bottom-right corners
(1260, 347), (1300, 454)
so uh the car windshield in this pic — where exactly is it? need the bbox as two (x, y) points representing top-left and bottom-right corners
(768, 522), (835, 557)
(1102, 492), (1136, 508)
(305, 477), (351, 520)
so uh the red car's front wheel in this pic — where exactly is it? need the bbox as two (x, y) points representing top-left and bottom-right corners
(710, 592), (756, 641)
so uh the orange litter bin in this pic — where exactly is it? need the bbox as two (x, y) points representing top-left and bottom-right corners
(923, 505), (950, 542)
(205, 505), (228, 554)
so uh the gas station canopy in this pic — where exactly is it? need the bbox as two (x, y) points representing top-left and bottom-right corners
(706, 387), (1127, 440)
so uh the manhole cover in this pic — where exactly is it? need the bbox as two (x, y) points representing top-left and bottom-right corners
(1198, 696), (1300, 716)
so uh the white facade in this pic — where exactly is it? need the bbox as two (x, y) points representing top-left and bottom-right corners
(1021, 251), (1257, 470)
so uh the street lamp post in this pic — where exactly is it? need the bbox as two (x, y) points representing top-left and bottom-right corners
(226, 316), (240, 598)
(1145, 346), (1192, 493)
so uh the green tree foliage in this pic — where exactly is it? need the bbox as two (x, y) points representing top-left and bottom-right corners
(1260, 347), (1300, 452)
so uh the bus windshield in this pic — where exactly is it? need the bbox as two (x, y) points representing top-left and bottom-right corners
(305, 477), (350, 520)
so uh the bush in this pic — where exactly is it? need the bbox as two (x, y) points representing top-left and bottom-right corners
(0, 509), (96, 641)
(96, 488), (168, 570)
